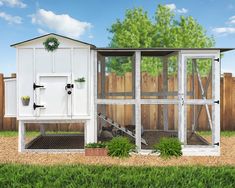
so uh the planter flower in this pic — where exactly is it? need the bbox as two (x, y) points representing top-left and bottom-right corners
(74, 77), (86, 89)
(85, 142), (108, 156)
(21, 96), (30, 106)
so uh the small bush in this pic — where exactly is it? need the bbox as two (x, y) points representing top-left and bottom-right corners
(85, 142), (106, 148)
(107, 136), (135, 158)
(153, 137), (182, 158)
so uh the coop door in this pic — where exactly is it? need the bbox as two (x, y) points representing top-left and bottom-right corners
(35, 74), (72, 118)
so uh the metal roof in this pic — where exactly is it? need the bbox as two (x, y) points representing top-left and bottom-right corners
(11, 33), (96, 48)
(97, 48), (234, 56)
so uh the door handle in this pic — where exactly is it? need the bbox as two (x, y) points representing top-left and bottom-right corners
(65, 84), (74, 90)
(33, 103), (45, 110)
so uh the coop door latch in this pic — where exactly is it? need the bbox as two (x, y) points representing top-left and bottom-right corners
(33, 103), (45, 110)
(65, 84), (74, 95)
(33, 83), (44, 90)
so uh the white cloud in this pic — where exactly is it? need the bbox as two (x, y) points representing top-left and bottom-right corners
(0, 11), (22, 24)
(0, 0), (26, 8)
(212, 27), (235, 35)
(227, 16), (235, 25)
(37, 28), (48, 35)
(177, 8), (188, 14)
(88, 34), (94, 39)
(164, 3), (188, 14)
(165, 4), (176, 11)
(31, 9), (92, 38)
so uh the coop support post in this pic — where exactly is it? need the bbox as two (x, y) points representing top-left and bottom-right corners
(39, 124), (45, 135)
(212, 53), (220, 147)
(100, 55), (106, 127)
(18, 120), (25, 152)
(135, 51), (141, 151)
(163, 57), (168, 131)
(178, 53), (186, 144)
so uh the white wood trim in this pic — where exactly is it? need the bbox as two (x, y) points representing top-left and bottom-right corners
(135, 51), (141, 151)
(18, 120), (25, 152)
(213, 52), (220, 146)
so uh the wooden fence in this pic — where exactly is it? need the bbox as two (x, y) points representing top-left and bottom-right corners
(0, 73), (235, 131)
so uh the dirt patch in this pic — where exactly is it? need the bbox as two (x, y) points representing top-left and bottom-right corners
(0, 136), (234, 166)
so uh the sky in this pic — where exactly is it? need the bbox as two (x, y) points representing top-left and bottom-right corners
(0, 0), (235, 76)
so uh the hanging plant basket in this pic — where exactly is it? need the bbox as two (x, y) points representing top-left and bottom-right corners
(74, 77), (86, 89)
(43, 37), (60, 52)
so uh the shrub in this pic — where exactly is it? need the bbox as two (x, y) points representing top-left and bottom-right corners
(107, 136), (135, 158)
(85, 142), (106, 148)
(153, 137), (182, 158)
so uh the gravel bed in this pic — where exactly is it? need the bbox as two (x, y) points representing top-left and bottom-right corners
(0, 136), (234, 166)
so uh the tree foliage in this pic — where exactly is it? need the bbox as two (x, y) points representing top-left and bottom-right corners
(107, 5), (215, 76)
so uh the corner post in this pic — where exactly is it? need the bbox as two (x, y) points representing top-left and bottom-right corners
(178, 52), (186, 144)
(135, 51), (141, 151)
(18, 120), (25, 152)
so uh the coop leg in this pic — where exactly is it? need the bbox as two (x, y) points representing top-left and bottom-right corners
(39, 124), (45, 136)
(18, 121), (25, 152)
(86, 119), (96, 145)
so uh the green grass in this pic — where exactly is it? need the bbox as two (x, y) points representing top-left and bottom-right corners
(0, 164), (234, 188)
(197, 131), (235, 137)
(0, 131), (82, 137)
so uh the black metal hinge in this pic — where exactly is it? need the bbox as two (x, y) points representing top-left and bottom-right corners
(214, 142), (219, 146)
(214, 100), (220, 104)
(33, 103), (44, 110)
(214, 58), (220, 62)
(33, 83), (44, 90)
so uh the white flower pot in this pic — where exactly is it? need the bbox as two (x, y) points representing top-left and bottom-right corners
(76, 82), (85, 89)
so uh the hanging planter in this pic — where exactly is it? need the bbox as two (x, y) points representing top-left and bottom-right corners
(21, 96), (30, 106)
(74, 77), (86, 89)
(43, 37), (60, 52)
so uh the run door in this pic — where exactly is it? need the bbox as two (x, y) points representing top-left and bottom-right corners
(35, 74), (72, 118)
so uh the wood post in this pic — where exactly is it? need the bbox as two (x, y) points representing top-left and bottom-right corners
(222, 73), (233, 130)
(0, 74), (3, 131)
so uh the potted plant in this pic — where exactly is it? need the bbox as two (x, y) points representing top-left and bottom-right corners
(21, 96), (30, 106)
(74, 77), (86, 89)
(85, 142), (108, 156)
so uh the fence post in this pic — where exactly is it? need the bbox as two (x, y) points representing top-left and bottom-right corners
(0, 74), (3, 130)
(222, 73), (232, 130)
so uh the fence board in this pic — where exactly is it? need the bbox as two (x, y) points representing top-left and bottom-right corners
(0, 72), (235, 131)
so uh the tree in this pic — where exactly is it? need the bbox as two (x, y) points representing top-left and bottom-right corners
(107, 5), (215, 76)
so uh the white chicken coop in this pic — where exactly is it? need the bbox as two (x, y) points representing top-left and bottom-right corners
(4, 33), (233, 156)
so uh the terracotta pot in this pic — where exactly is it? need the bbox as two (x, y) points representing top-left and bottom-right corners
(85, 148), (108, 156)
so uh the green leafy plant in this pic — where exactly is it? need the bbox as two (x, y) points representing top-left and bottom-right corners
(85, 142), (106, 148)
(153, 137), (182, 158)
(21, 96), (30, 100)
(43, 37), (60, 52)
(74, 77), (86, 82)
(107, 136), (135, 158)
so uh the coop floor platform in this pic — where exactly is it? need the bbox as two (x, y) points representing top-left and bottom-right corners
(26, 134), (84, 150)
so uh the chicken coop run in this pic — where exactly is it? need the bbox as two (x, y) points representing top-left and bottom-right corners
(4, 33), (233, 156)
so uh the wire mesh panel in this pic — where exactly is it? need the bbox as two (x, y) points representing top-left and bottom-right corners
(25, 123), (85, 150)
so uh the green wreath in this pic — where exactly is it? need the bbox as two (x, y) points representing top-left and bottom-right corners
(43, 37), (60, 52)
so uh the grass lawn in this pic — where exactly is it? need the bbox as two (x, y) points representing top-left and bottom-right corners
(197, 131), (235, 137)
(1, 131), (235, 137)
(0, 164), (234, 188)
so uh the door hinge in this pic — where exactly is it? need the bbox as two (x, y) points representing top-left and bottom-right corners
(214, 142), (219, 146)
(33, 103), (44, 110)
(214, 58), (220, 62)
(33, 83), (44, 90)
(214, 100), (220, 104)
